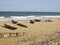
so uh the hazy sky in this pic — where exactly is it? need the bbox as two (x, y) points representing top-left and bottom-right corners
(0, 0), (60, 12)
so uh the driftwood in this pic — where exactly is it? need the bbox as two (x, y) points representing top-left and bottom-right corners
(9, 33), (17, 37)
(17, 23), (28, 28)
(34, 19), (41, 22)
(11, 20), (18, 24)
(2, 33), (10, 38)
(2, 24), (17, 30)
(0, 32), (26, 38)
(0, 33), (2, 38)
(30, 20), (35, 24)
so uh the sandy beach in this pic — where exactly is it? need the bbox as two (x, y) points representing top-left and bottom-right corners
(0, 18), (60, 45)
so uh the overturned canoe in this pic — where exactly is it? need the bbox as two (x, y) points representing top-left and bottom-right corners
(34, 19), (41, 22)
(2, 24), (17, 30)
(17, 23), (28, 28)
(11, 20), (18, 24)
(30, 20), (35, 24)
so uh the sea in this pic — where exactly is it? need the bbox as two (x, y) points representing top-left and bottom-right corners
(0, 12), (60, 21)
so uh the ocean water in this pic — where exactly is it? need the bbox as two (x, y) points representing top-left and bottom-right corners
(0, 12), (60, 21)
(0, 12), (60, 16)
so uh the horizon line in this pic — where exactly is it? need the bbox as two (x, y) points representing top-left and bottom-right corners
(0, 11), (60, 12)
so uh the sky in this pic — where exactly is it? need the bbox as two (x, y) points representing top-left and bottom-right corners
(0, 0), (60, 12)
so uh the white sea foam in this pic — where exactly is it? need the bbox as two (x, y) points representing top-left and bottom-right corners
(0, 16), (4, 18)
(0, 16), (60, 21)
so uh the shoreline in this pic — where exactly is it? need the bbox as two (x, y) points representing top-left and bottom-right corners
(0, 16), (60, 21)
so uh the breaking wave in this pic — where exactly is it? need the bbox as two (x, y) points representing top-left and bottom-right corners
(0, 16), (60, 21)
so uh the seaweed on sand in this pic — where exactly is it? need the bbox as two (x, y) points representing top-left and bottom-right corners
(16, 31), (60, 45)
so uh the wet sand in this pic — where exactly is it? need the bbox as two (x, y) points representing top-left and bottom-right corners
(0, 18), (60, 45)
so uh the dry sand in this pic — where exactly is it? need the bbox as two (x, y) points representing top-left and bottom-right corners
(0, 18), (60, 45)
